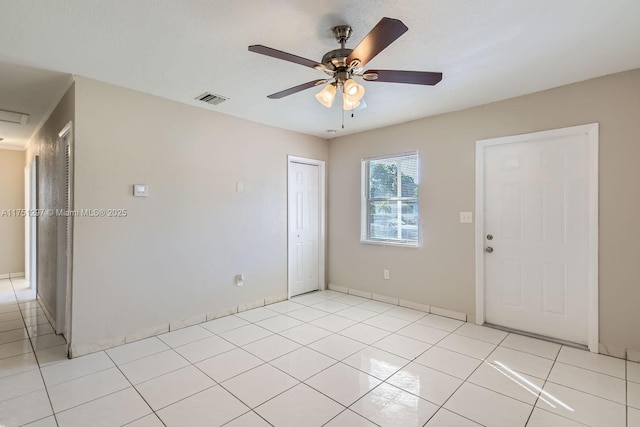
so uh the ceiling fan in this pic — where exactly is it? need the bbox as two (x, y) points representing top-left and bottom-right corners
(248, 17), (443, 111)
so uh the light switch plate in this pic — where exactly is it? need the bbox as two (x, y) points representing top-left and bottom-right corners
(133, 184), (149, 197)
(460, 212), (473, 223)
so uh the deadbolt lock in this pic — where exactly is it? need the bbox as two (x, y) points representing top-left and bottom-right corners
(485, 247), (494, 253)
(486, 234), (493, 240)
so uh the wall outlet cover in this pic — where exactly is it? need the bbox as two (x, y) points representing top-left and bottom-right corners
(460, 212), (473, 223)
(133, 184), (149, 197)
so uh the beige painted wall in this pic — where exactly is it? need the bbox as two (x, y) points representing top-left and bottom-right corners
(0, 149), (25, 275)
(71, 76), (328, 353)
(328, 69), (640, 357)
(26, 82), (75, 323)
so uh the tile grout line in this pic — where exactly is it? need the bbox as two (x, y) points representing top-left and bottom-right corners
(524, 342), (560, 426)
(428, 331), (511, 426)
(214, 294), (411, 424)
(528, 345), (591, 427)
(318, 407), (382, 427)
(552, 357), (628, 381)
(468, 343), (621, 422)
(218, 408), (274, 427)
(543, 376), (628, 407)
(218, 306), (354, 417)
(285, 292), (460, 421)
(103, 350), (169, 426)
(172, 314), (303, 426)
(42, 367), (132, 416)
(258, 294), (453, 425)
(9, 278), (155, 426)
(541, 347), (629, 408)
(10, 277), (61, 427)
(8, 288), (630, 427)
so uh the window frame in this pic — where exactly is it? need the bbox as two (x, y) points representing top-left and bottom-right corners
(360, 151), (420, 247)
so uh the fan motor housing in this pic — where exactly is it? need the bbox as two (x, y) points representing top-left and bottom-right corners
(321, 48), (353, 68)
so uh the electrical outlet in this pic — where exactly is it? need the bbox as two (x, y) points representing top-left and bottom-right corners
(383, 269), (390, 280)
(235, 274), (244, 287)
(460, 212), (473, 224)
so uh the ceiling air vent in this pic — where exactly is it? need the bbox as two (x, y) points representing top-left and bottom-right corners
(195, 92), (228, 106)
(0, 109), (29, 125)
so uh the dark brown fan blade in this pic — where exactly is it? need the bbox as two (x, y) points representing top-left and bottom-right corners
(267, 79), (328, 99)
(346, 17), (408, 68)
(249, 45), (323, 69)
(363, 70), (443, 85)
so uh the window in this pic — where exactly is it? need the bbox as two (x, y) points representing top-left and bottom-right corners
(361, 152), (419, 246)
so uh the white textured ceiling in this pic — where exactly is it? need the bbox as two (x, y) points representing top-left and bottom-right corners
(0, 62), (71, 150)
(1, 0), (640, 147)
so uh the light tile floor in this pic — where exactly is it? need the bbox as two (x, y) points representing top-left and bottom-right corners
(1, 277), (639, 427)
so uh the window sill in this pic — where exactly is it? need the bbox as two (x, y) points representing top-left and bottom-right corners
(360, 239), (419, 248)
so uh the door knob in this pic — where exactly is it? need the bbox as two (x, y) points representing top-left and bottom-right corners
(485, 247), (494, 253)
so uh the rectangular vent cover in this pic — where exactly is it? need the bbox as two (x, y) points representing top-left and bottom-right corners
(196, 92), (228, 105)
(0, 109), (29, 125)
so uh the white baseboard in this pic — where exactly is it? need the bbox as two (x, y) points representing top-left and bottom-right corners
(207, 306), (238, 321)
(400, 299), (430, 313)
(170, 314), (207, 331)
(430, 306), (467, 322)
(0, 273), (9, 279)
(329, 285), (636, 360)
(125, 324), (169, 344)
(328, 284), (348, 294)
(627, 349), (640, 363)
(349, 288), (372, 299)
(69, 292), (288, 358)
(265, 293), (287, 305)
(372, 293), (399, 305)
(70, 336), (125, 358)
(329, 283), (467, 320)
(238, 298), (265, 312)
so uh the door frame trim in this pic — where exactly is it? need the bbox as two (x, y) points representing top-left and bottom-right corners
(287, 155), (326, 299)
(474, 123), (599, 352)
(24, 157), (38, 289)
(57, 121), (74, 344)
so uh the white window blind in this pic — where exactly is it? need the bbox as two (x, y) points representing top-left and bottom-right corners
(361, 152), (419, 246)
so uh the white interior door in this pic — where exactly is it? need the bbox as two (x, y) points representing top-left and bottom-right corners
(479, 125), (598, 347)
(288, 161), (320, 297)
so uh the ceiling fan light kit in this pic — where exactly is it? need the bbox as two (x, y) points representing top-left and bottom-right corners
(315, 84), (337, 108)
(248, 16), (442, 116)
(342, 96), (361, 111)
(343, 78), (365, 102)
